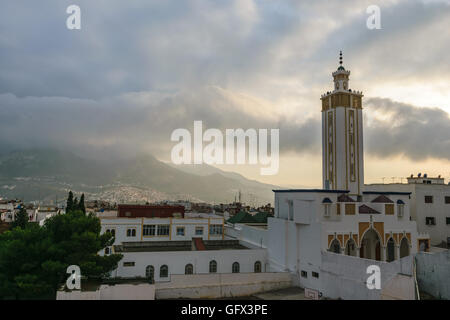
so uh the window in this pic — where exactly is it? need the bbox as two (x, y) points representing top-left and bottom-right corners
(425, 196), (433, 203)
(209, 224), (223, 236)
(385, 204), (394, 215)
(324, 204), (331, 217)
(209, 260), (217, 273)
(123, 262), (135, 267)
(446, 217), (450, 225)
(157, 225), (170, 236)
(445, 196), (450, 204)
(336, 204), (341, 215)
(143, 225), (155, 236)
(301, 270), (307, 278)
(160, 265), (168, 278)
(106, 229), (115, 237)
(126, 228), (136, 237)
(426, 217), (436, 225)
(254, 261), (262, 273)
(345, 203), (355, 215)
(176, 227), (185, 236)
(195, 227), (204, 235)
(185, 264), (193, 275)
(397, 204), (404, 217)
(312, 272), (319, 278)
(105, 247), (110, 255)
(232, 262), (240, 273)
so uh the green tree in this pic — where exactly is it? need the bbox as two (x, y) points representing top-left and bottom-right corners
(0, 210), (122, 299)
(78, 193), (86, 214)
(11, 206), (29, 230)
(73, 197), (78, 212)
(66, 191), (74, 213)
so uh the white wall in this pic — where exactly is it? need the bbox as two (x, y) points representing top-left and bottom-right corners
(100, 217), (224, 246)
(416, 250), (450, 299)
(155, 272), (293, 299)
(320, 252), (414, 300)
(113, 248), (267, 281)
(57, 283), (155, 300)
(225, 224), (267, 248)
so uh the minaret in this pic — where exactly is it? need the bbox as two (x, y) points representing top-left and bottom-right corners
(321, 52), (364, 195)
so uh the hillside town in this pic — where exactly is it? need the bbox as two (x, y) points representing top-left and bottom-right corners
(1, 59), (449, 300)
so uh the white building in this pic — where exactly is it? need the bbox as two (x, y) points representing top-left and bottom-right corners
(100, 215), (268, 282)
(367, 175), (450, 247)
(234, 54), (431, 298)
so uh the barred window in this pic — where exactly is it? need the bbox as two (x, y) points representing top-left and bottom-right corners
(209, 224), (223, 235)
(195, 227), (204, 235)
(143, 225), (155, 236)
(176, 227), (185, 236)
(209, 260), (217, 273)
(127, 228), (136, 237)
(157, 225), (170, 236)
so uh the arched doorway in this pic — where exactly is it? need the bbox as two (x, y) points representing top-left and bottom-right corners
(329, 239), (341, 254)
(386, 238), (396, 262)
(345, 239), (357, 256)
(360, 229), (381, 261)
(400, 237), (410, 258)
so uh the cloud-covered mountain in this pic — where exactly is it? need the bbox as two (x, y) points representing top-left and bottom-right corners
(0, 149), (277, 205)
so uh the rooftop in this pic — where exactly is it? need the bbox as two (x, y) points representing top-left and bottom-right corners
(114, 240), (249, 253)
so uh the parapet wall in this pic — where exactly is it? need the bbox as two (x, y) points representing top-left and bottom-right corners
(416, 250), (450, 299)
(155, 272), (293, 299)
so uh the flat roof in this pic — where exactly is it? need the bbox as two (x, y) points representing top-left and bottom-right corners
(363, 191), (411, 195)
(114, 240), (249, 253)
(273, 189), (349, 193)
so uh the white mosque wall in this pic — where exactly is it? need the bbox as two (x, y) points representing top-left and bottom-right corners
(225, 223), (268, 249)
(320, 252), (414, 300)
(112, 248), (267, 281)
(416, 250), (450, 299)
(154, 272), (293, 299)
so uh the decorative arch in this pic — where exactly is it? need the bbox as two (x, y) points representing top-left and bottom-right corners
(400, 237), (410, 258)
(329, 238), (341, 254)
(386, 237), (396, 262)
(360, 228), (382, 261)
(345, 238), (357, 256)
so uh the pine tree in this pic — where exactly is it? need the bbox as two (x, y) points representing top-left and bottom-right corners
(11, 206), (28, 229)
(79, 194), (86, 214)
(66, 191), (74, 213)
(73, 197), (78, 211)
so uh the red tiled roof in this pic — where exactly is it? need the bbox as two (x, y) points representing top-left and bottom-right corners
(359, 204), (380, 214)
(337, 194), (355, 202)
(371, 195), (394, 203)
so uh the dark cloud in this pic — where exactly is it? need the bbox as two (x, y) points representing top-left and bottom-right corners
(0, 88), (320, 160)
(364, 97), (450, 161)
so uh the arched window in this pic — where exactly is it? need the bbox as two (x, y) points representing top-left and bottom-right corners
(185, 264), (194, 275)
(160, 265), (168, 278)
(386, 238), (396, 262)
(145, 265), (154, 278)
(232, 262), (240, 273)
(329, 239), (341, 254)
(254, 261), (262, 273)
(400, 237), (410, 257)
(209, 260), (217, 273)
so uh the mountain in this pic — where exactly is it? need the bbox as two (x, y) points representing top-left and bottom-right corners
(0, 149), (278, 205)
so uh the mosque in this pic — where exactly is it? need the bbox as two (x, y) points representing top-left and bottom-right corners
(265, 52), (430, 296)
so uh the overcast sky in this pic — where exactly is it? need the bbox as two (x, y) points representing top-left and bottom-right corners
(0, 0), (449, 187)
